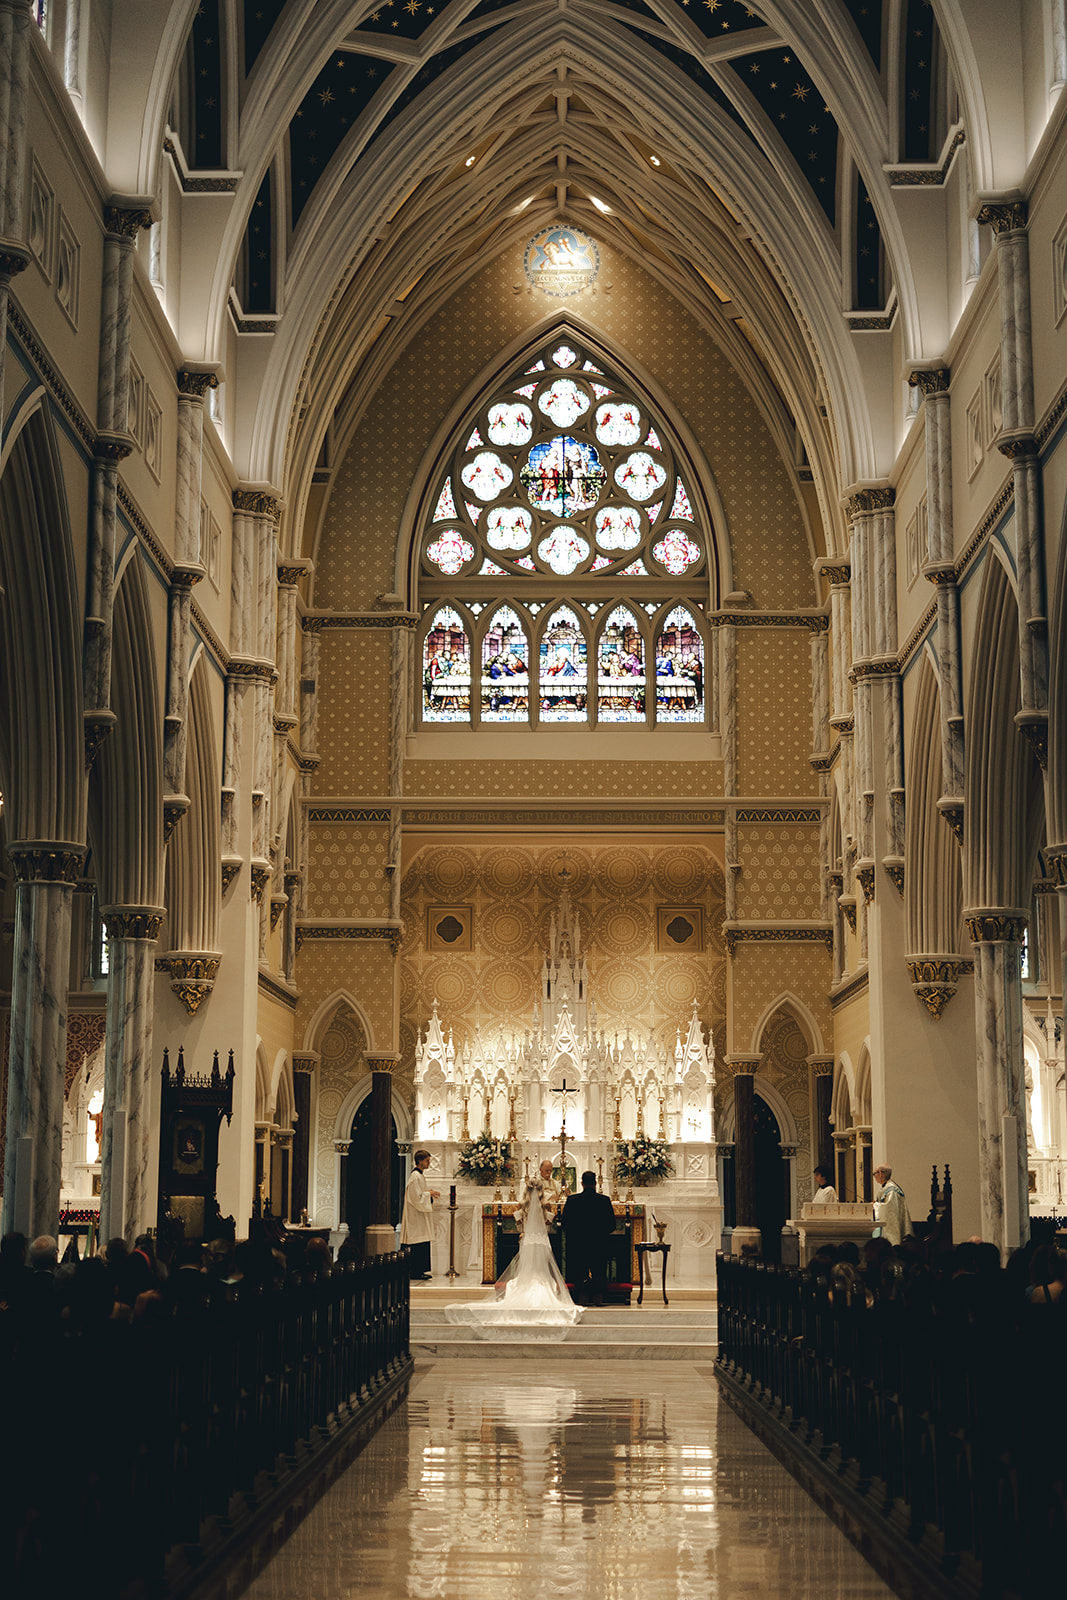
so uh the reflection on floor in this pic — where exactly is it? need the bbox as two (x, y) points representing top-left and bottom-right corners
(242, 1360), (894, 1599)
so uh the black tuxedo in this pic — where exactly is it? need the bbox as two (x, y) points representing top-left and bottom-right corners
(562, 1186), (617, 1303)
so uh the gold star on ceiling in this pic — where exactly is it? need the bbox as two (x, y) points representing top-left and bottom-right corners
(319, 88), (334, 104)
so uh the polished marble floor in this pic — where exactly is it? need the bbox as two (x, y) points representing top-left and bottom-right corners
(243, 1360), (894, 1599)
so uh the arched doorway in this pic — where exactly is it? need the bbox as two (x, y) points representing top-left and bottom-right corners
(346, 1100), (404, 1258)
(753, 1096), (787, 1263)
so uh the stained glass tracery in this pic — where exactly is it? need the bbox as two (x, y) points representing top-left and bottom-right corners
(419, 335), (710, 729)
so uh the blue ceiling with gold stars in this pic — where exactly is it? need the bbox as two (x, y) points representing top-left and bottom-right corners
(198, 2), (943, 316)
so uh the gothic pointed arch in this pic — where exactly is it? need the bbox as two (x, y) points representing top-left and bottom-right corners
(409, 328), (716, 733)
(88, 555), (163, 913)
(0, 403), (85, 846)
(965, 548), (1043, 914)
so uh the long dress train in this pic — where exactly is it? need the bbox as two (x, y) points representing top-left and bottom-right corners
(446, 1180), (582, 1340)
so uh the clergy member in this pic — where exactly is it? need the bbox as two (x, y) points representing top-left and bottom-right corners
(401, 1149), (440, 1279)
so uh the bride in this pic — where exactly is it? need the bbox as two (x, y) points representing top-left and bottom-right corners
(446, 1173), (582, 1339)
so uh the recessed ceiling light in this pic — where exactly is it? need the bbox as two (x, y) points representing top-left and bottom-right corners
(465, 155), (477, 168)
(649, 154), (661, 168)
(590, 196), (610, 213)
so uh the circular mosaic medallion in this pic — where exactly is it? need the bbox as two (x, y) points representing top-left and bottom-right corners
(523, 225), (600, 297)
(536, 847), (593, 898)
(398, 960), (420, 1014)
(425, 848), (478, 898)
(482, 902), (535, 953)
(317, 1088), (343, 1118)
(663, 966), (699, 1008)
(594, 903), (652, 955)
(651, 846), (715, 898)
(426, 961), (475, 1011)
(483, 850), (535, 897)
(482, 958), (534, 1012)
(320, 1026), (352, 1061)
(600, 963), (651, 1013)
(595, 848), (652, 897)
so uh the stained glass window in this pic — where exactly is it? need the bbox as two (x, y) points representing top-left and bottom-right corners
(481, 606), (529, 722)
(655, 607), (704, 724)
(423, 607), (471, 723)
(417, 335), (711, 730)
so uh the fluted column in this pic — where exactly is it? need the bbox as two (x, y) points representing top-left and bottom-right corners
(3, 842), (86, 1236)
(228, 490), (280, 893)
(909, 367), (966, 835)
(98, 909), (164, 1241)
(85, 206), (151, 755)
(365, 1052), (399, 1256)
(809, 1056), (834, 1173)
(275, 561), (311, 730)
(978, 200), (1048, 768)
(967, 911), (1030, 1254)
(727, 1055), (761, 1254)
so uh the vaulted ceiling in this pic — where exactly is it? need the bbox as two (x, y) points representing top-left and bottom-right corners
(98, 2), (1039, 540)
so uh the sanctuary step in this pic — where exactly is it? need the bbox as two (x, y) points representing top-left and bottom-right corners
(409, 1288), (718, 1360)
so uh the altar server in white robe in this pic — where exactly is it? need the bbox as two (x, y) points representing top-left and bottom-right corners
(401, 1150), (439, 1278)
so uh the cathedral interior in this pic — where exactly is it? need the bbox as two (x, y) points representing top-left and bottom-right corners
(3, 1), (1067, 1293)
(7, 5), (1067, 1595)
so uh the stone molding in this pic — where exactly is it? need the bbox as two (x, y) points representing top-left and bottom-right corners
(257, 970), (298, 1010)
(308, 807), (392, 823)
(302, 611), (418, 631)
(8, 844), (86, 884)
(177, 370), (219, 399)
(735, 808), (823, 824)
(846, 487), (895, 517)
(965, 912), (1028, 944)
(722, 923), (834, 956)
(907, 367), (951, 395)
(296, 923), (402, 955)
(402, 805), (726, 829)
(101, 909), (165, 941)
(830, 968), (869, 1010)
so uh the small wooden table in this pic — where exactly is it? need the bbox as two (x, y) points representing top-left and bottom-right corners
(635, 1241), (670, 1305)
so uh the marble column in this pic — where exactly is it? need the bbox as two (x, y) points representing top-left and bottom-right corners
(977, 201), (1048, 766)
(365, 1052), (399, 1256)
(163, 372), (214, 827)
(728, 1055), (761, 1255)
(2, 842), (86, 1237)
(85, 207), (151, 743)
(909, 368), (966, 819)
(98, 910), (164, 1242)
(291, 1052), (317, 1222)
(809, 1056), (834, 1173)
(275, 561), (310, 730)
(720, 623), (737, 797)
(967, 911), (1030, 1254)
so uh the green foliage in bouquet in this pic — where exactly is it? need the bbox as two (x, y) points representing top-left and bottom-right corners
(612, 1135), (674, 1185)
(455, 1132), (516, 1184)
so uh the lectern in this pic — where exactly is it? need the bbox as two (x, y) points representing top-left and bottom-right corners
(157, 1045), (235, 1244)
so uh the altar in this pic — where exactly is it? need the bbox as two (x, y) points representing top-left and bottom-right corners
(411, 885), (722, 1288)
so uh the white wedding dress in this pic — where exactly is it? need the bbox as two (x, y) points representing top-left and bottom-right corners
(446, 1180), (583, 1340)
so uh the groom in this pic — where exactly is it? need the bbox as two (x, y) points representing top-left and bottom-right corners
(562, 1171), (617, 1306)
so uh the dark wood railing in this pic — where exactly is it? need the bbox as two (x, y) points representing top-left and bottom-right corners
(2, 1253), (411, 1600)
(716, 1254), (1065, 1599)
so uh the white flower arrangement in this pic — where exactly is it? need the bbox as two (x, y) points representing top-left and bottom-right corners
(612, 1135), (673, 1185)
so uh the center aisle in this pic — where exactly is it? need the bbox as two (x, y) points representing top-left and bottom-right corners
(242, 1359), (894, 1599)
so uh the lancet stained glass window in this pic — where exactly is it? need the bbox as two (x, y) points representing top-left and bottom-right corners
(418, 335), (712, 729)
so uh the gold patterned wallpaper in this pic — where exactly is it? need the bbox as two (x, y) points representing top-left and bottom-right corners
(729, 940), (832, 1059)
(312, 241), (814, 612)
(403, 758), (725, 800)
(396, 842), (728, 1089)
(735, 630), (816, 795)
(305, 824), (392, 919)
(294, 936), (397, 1059)
(736, 824), (823, 920)
(313, 632), (392, 793)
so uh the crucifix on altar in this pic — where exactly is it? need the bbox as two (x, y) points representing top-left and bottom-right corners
(553, 1074), (580, 1193)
